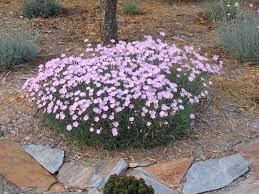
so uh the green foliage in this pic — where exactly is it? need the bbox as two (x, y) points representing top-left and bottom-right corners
(0, 30), (37, 70)
(104, 175), (154, 194)
(218, 12), (259, 60)
(204, 0), (242, 21)
(122, 0), (139, 15)
(44, 69), (203, 149)
(22, 0), (63, 18)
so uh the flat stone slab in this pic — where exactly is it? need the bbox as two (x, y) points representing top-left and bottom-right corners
(88, 188), (102, 194)
(183, 153), (249, 194)
(50, 193), (86, 194)
(23, 144), (64, 174)
(143, 158), (193, 188)
(57, 159), (128, 190)
(129, 168), (179, 194)
(0, 176), (3, 194)
(226, 179), (259, 194)
(235, 139), (259, 174)
(129, 160), (156, 168)
(48, 182), (66, 193)
(0, 139), (56, 193)
(57, 162), (96, 190)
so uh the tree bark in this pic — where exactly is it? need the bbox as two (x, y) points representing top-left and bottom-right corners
(100, 0), (118, 45)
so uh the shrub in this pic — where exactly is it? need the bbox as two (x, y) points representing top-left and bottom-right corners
(122, 0), (139, 15)
(23, 35), (222, 149)
(22, 0), (63, 18)
(0, 30), (37, 70)
(204, 0), (242, 21)
(218, 12), (259, 60)
(104, 175), (154, 194)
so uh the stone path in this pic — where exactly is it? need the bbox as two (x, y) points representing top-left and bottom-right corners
(226, 178), (259, 194)
(129, 168), (179, 194)
(23, 144), (64, 174)
(0, 139), (57, 193)
(57, 158), (128, 191)
(183, 154), (249, 194)
(0, 176), (3, 194)
(143, 157), (193, 188)
(1, 138), (259, 193)
(235, 139), (259, 174)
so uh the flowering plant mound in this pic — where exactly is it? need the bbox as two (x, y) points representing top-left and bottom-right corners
(23, 35), (222, 149)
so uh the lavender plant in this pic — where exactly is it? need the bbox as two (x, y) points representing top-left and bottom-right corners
(219, 11), (259, 60)
(23, 34), (222, 149)
(22, 0), (63, 18)
(204, 0), (242, 21)
(122, 0), (139, 15)
(0, 29), (37, 69)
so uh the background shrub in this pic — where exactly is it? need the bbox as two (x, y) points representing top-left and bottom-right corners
(122, 0), (139, 15)
(204, 0), (242, 21)
(104, 175), (154, 194)
(0, 29), (37, 70)
(22, 0), (63, 18)
(218, 12), (259, 60)
(23, 36), (222, 149)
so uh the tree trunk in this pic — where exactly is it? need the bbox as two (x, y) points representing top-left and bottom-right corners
(100, 0), (118, 45)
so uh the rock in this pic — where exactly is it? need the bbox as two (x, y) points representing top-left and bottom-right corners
(129, 168), (179, 194)
(226, 179), (259, 194)
(57, 159), (128, 190)
(95, 158), (128, 189)
(235, 139), (259, 174)
(48, 182), (66, 192)
(57, 162), (96, 190)
(23, 144), (64, 174)
(0, 139), (56, 193)
(143, 158), (193, 188)
(88, 188), (102, 194)
(48, 192), (86, 194)
(183, 153), (249, 194)
(129, 160), (156, 168)
(254, 123), (259, 131)
(0, 130), (3, 137)
(0, 176), (4, 194)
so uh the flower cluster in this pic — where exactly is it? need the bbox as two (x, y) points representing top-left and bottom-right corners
(23, 35), (222, 145)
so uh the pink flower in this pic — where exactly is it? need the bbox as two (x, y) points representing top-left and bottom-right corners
(190, 113), (195, 119)
(23, 34), (222, 139)
(159, 111), (165, 117)
(147, 121), (152, 127)
(83, 115), (89, 121)
(113, 122), (119, 127)
(212, 55), (219, 61)
(160, 32), (166, 37)
(109, 114), (115, 120)
(129, 117), (134, 122)
(94, 116), (100, 122)
(73, 121), (79, 128)
(112, 128), (118, 136)
(60, 112), (65, 120)
(66, 125), (72, 131)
